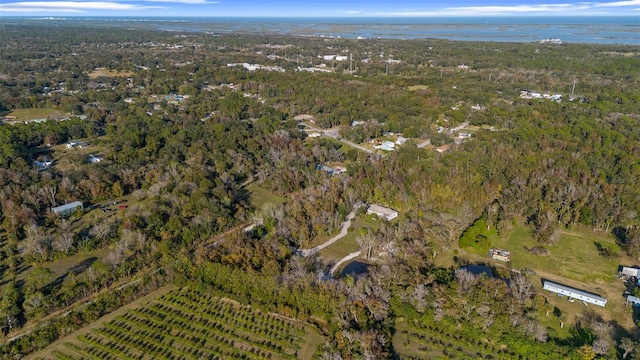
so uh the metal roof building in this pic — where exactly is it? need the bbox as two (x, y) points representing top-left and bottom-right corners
(542, 280), (607, 307)
(366, 204), (398, 221)
(626, 295), (640, 305)
(52, 201), (83, 217)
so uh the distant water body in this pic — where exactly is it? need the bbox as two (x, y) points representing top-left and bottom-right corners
(13, 16), (640, 45)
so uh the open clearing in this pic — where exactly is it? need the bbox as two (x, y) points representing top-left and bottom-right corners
(453, 219), (636, 331)
(88, 68), (134, 79)
(1, 109), (70, 122)
(247, 183), (286, 210)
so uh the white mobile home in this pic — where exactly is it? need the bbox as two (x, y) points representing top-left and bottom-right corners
(542, 280), (607, 307)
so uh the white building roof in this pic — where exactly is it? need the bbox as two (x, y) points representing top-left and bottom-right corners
(52, 201), (83, 214)
(367, 204), (398, 220)
(543, 280), (606, 306)
(620, 266), (640, 277)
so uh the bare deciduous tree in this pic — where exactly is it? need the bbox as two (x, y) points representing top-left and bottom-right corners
(525, 320), (548, 342)
(511, 273), (534, 306)
(53, 232), (75, 254)
(413, 284), (428, 313)
(454, 268), (477, 293)
(39, 185), (57, 208)
(357, 232), (377, 260)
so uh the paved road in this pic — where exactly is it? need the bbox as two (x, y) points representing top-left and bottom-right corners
(330, 251), (362, 275)
(297, 210), (356, 257)
(304, 125), (375, 154)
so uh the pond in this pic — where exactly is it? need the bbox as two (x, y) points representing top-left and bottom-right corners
(462, 265), (494, 278)
(339, 261), (370, 278)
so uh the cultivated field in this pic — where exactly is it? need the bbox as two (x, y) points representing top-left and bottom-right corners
(35, 288), (321, 360)
(393, 317), (520, 360)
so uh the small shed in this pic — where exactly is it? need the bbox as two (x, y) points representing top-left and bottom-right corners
(52, 201), (83, 217)
(626, 295), (640, 306)
(489, 248), (510, 262)
(620, 266), (640, 278)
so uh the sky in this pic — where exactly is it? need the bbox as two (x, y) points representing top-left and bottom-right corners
(1, 0), (639, 17)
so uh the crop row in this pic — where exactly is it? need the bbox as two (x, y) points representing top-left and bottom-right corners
(126, 303), (293, 358)
(155, 296), (299, 346)
(401, 321), (519, 360)
(50, 288), (309, 360)
(162, 289), (301, 335)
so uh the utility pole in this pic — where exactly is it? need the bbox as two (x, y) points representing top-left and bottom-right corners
(440, 68), (443, 78)
(489, 73), (492, 82)
(571, 79), (577, 95)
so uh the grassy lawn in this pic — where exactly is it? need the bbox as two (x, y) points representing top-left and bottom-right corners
(317, 214), (380, 261)
(246, 183), (286, 210)
(408, 85), (429, 91)
(88, 68), (134, 79)
(454, 218), (636, 330)
(2, 108), (69, 122)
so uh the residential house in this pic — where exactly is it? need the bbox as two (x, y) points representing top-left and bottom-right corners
(88, 155), (104, 163)
(34, 160), (53, 170)
(66, 141), (89, 149)
(367, 204), (399, 221)
(374, 141), (396, 151)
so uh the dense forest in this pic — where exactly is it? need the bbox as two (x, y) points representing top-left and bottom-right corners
(1, 21), (640, 359)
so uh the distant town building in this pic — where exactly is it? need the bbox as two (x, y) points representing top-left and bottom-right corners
(542, 280), (607, 307)
(88, 155), (104, 163)
(374, 141), (396, 151)
(66, 141), (89, 149)
(34, 160), (53, 170)
(52, 201), (83, 217)
(227, 63), (285, 72)
(367, 204), (399, 221)
(395, 137), (408, 145)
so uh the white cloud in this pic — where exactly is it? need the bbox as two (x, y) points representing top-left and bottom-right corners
(136, 0), (219, 3)
(0, 6), (84, 11)
(0, 1), (160, 11)
(374, 0), (640, 16)
(593, 0), (640, 6)
(0, 0), (218, 13)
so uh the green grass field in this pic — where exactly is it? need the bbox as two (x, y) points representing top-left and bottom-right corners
(246, 183), (286, 210)
(2, 109), (69, 122)
(33, 287), (322, 360)
(318, 214), (380, 261)
(455, 219), (635, 330)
